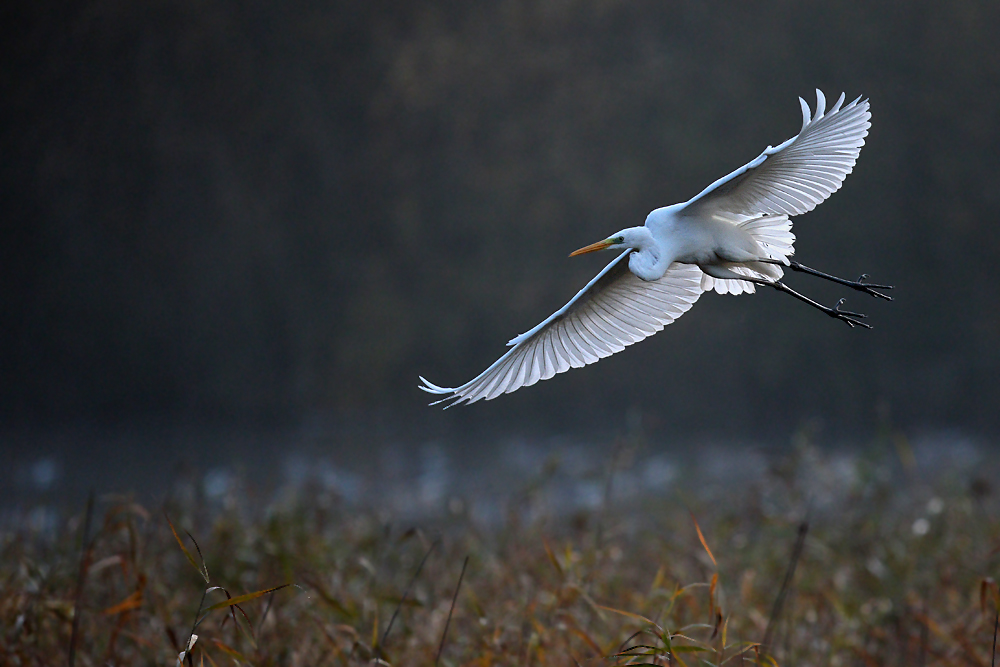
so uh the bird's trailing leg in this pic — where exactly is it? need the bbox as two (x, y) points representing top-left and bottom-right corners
(703, 265), (872, 328)
(767, 280), (872, 329)
(761, 279), (871, 329)
(761, 259), (893, 301)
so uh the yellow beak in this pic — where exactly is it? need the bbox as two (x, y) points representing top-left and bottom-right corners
(569, 239), (614, 257)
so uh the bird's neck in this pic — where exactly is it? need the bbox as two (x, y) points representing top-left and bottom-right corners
(625, 227), (670, 281)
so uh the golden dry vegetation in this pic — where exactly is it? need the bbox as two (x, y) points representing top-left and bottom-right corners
(2, 440), (998, 666)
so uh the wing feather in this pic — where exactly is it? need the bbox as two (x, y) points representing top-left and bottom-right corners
(682, 90), (870, 218)
(541, 334), (559, 379)
(579, 316), (619, 355)
(419, 252), (703, 406)
(555, 327), (582, 368)
(573, 315), (615, 356)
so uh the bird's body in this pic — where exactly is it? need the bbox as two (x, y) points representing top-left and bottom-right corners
(421, 90), (890, 407)
(645, 205), (779, 275)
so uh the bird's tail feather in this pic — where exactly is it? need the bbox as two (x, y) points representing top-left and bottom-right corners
(701, 214), (795, 295)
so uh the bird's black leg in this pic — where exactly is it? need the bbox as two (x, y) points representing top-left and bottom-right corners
(744, 276), (872, 329)
(760, 259), (893, 300)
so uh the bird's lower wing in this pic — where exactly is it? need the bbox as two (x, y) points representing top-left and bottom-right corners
(419, 252), (703, 407)
(681, 90), (870, 218)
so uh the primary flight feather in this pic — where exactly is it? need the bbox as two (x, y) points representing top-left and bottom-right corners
(421, 90), (889, 407)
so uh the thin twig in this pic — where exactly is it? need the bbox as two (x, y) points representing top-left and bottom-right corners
(184, 587), (209, 667)
(991, 607), (997, 667)
(179, 528), (212, 667)
(596, 438), (625, 549)
(435, 556), (469, 666)
(919, 599), (927, 667)
(254, 590), (279, 664)
(762, 519), (808, 656)
(68, 491), (95, 667)
(259, 588), (277, 629)
(378, 538), (439, 656)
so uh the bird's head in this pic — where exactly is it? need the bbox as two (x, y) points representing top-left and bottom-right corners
(569, 227), (647, 257)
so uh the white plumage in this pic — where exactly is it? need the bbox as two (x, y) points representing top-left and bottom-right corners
(421, 90), (879, 407)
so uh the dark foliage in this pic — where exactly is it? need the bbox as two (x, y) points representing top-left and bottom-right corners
(3, 0), (999, 435)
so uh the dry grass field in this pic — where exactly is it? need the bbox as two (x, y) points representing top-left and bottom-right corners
(2, 437), (998, 666)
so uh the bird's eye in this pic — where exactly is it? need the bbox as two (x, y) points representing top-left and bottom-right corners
(615, 236), (625, 244)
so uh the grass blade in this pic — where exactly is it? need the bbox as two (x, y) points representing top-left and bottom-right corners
(165, 513), (209, 584)
(542, 536), (564, 576)
(596, 604), (659, 629)
(691, 512), (717, 568)
(210, 638), (249, 662)
(102, 590), (143, 615)
(204, 584), (291, 612)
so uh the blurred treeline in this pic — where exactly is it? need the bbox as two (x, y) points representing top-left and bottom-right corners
(3, 0), (999, 437)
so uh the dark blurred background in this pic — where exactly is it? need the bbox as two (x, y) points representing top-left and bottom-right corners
(3, 0), (999, 458)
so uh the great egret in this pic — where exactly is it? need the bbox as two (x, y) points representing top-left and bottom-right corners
(420, 90), (891, 407)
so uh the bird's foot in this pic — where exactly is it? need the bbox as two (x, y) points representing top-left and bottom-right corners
(849, 274), (894, 301)
(785, 261), (894, 301)
(827, 298), (871, 329)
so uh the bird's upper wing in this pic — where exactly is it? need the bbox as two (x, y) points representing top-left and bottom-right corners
(419, 251), (703, 407)
(681, 90), (870, 218)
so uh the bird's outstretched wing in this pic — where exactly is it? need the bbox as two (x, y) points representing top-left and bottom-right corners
(419, 252), (703, 407)
(681, 90), (870, 218)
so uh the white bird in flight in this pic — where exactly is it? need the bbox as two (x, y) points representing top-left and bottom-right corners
(420, 90), (891, 407)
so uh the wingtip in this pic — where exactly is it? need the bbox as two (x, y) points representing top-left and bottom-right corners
(418, 375), (469, 408)
(830, 91), (846, 114)
(798, 97), (812, 133)
(814, 89), (827, 120)
(417, 375), (452, 394)
(802, 89), (870, 131)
